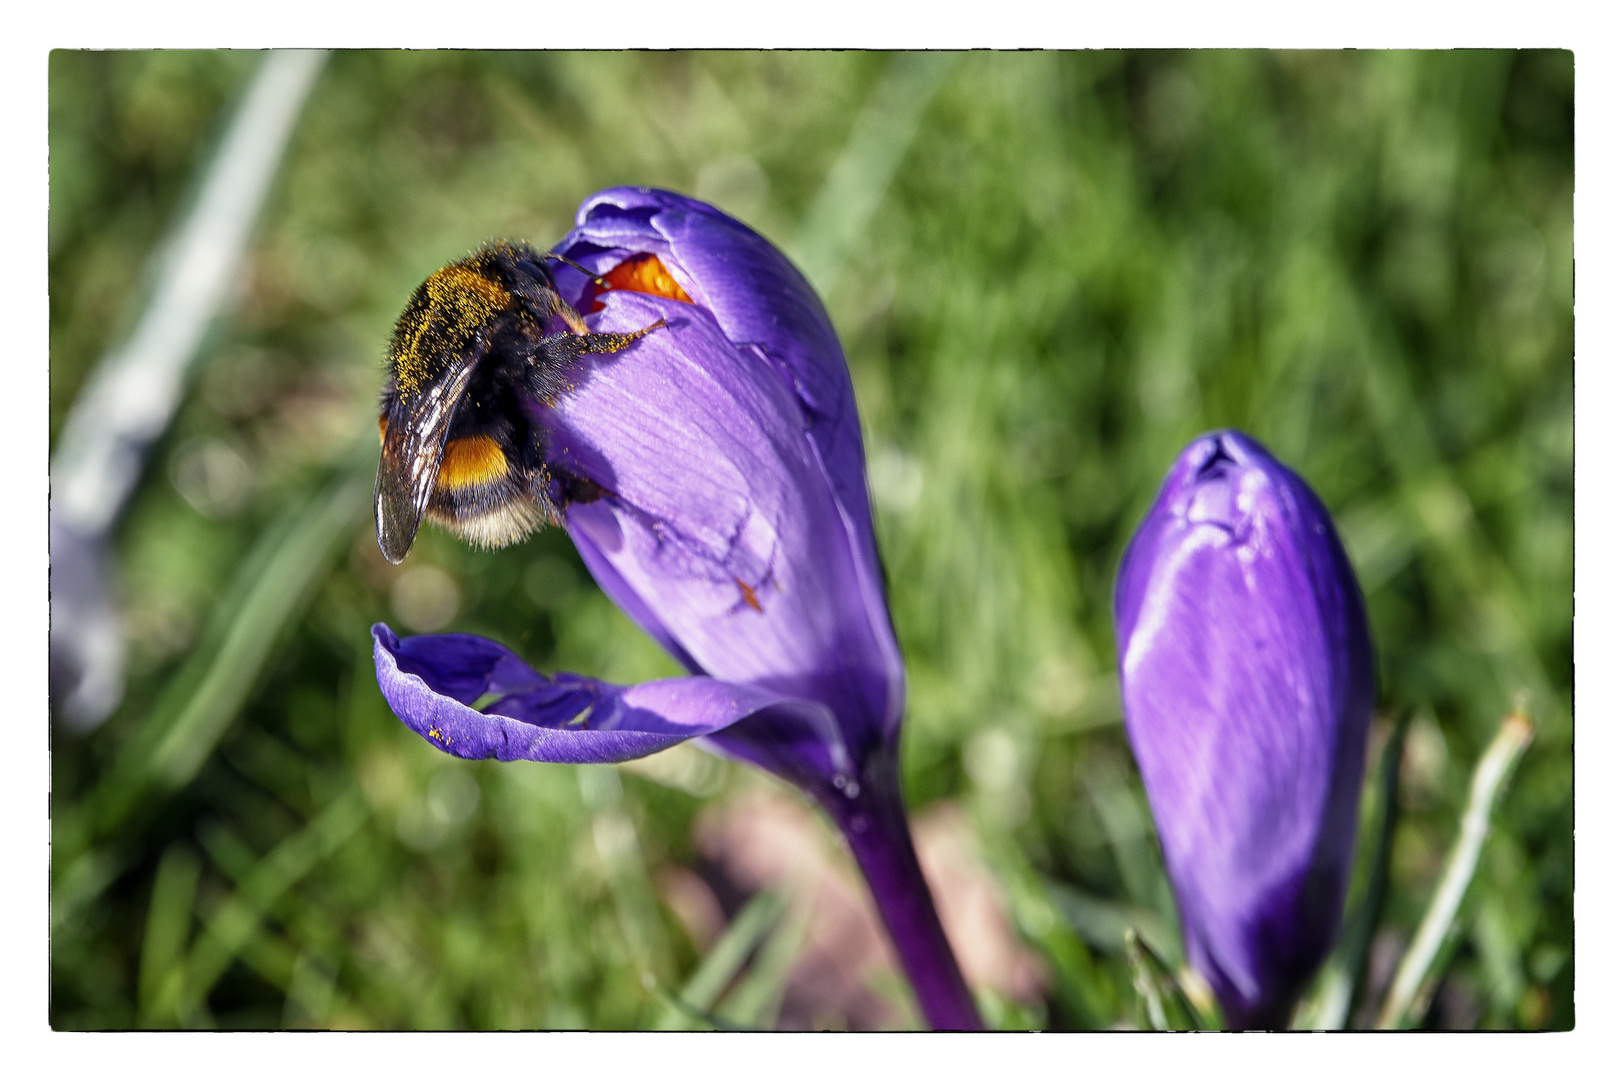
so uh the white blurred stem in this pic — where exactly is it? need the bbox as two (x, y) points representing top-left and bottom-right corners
(50, 50), (325, 729)
(52, 49), (327, 535)
(1375, 707), (1534, 1029)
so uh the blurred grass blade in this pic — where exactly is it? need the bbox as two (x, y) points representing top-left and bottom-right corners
(1048, 880), (1178, 964)
(789, 51), (956, 296)
(1176, 964), (1222, 1029)
(1124, 927), (1219, 1031)
(716, 895), (812, 1028)
(977, 823), (1115, 1029)
(54, 464), (368, 938)
(97, 465), (370, 829)
(194, 821), (329, 1019)
(1123, 927), (1184, 1030)
(1299, 713), (1410, 1030)
(147, 470), (370, 788)
(580, 766), (671, 999)
(1124, 928), (1168, 1030)
(137, 842), (201, 1026)
(1376, 707), (1534, 1029)
(49, 845), (125, 938)
(283, 951), (341, 1029)
(647, 982), (754, 1032)
(655, 888), (787, 1031)
(173, 787), (368, 1025)
(1083, 759), (1173, 928)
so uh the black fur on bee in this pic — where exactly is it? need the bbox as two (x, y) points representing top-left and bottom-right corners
(375, 241), (663, 564)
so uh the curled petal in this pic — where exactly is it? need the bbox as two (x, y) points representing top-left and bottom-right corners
(551, 189), (905, 745)
(565, 188), (853, 489)
(537, 283), (898, 762)
(1114, 431), (1375, 1028)
(374, 623), (839, 766)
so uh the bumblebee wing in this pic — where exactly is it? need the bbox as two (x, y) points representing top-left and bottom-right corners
(375, 358), (480, 564)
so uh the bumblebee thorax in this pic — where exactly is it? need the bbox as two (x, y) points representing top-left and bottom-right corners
(389, 260), (516, 396)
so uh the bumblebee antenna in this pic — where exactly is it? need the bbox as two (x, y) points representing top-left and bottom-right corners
(541, 252), (609, 288)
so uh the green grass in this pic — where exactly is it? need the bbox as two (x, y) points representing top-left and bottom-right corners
(50, 49), (1572, 1030)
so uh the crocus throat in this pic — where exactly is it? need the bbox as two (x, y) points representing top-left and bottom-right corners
(584, 253), (694, 312)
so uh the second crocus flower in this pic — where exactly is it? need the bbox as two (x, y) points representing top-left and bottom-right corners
(1114, 430), (1376, 1029)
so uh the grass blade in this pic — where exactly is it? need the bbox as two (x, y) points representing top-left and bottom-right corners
(1375, 707), (1534, 1029)
(137, 842), (202, 1026)
(1048, 880), (1179, 965)
(52, 50), (329, 535)
(789, 51), (956, 296)
(86, 464), (370, 839)
(977, 824), (1117, 1029)
(173, 787), (368, 1025)
(1124, 928), (1170, 1031)
(716, 896), (811, 1028)
(654, 888), (787, 1031)
(53, 465), (369, 942)
(1124, 926), (1221, 1031)
(1299, 712), (1410, 1030)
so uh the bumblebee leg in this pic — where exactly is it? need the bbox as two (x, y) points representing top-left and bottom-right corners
(547, 295), (592, 336)
(541, 319), (667, 363)
(576, 318), (668, 355)
(528, 319), (667, 400)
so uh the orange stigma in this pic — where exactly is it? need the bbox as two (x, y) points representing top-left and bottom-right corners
(585, 253), (694, 311)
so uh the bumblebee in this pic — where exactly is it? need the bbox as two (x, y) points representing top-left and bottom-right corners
(375, 241), (664, 564)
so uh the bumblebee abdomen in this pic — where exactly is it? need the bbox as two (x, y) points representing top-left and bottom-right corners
(436, 435), (510, 490)
(424, 429), (555, 550)
(425, 491), (547, 550)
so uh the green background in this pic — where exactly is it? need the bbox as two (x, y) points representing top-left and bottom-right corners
(49, 50), (1573, 1030)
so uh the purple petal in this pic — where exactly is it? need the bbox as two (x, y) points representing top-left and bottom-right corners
(373, 623), (837, 766)
(1114, 431), (1375, 1028)
(563, 188), (855, 504)
(550, 189), (904, 747)
(534, 281), (900, 761)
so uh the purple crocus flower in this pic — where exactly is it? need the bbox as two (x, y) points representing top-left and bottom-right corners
(372, 188), (980, 1029)
(1113, 431), (1376, 1029)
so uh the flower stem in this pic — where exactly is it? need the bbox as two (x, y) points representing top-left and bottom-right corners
(822, 750), (984, 1031)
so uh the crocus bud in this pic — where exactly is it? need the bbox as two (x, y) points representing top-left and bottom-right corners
(372, 189), (977, 1028)
(1114, 430), (1376, 1029)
